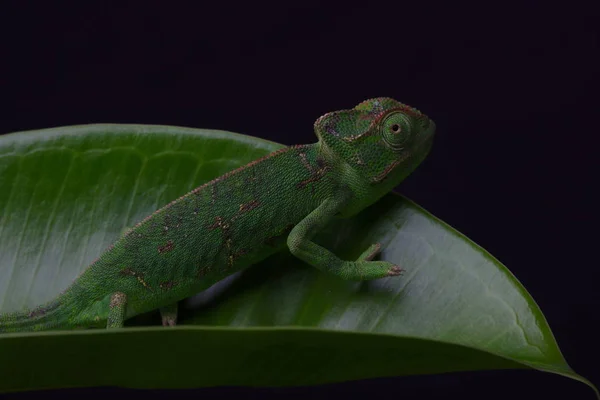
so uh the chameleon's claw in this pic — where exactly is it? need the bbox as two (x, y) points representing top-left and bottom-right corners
(387, 265), (404, 276)
(162, 316), (177, 327)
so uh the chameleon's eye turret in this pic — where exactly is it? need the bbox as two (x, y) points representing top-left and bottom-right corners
(380, 111), (413, 152)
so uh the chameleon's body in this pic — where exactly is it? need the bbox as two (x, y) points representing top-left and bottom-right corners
(0, 98), (435, 332)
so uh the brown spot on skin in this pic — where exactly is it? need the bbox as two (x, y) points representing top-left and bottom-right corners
(230, 200), (260, 224)
(299, 152), (311, 170)
(159, 281), (178, 290)
(343, 131), (375, 142)
(158, 240), (175, 254)
(119, 268), (152, 291)
(162, 213), (178, 235)
(119, 267), (135, 276)
(208, 216), (224, 230)
(316, 157), (326, 169)
(296, 165), (329, 189)
(371, 160), (401, 183)
(228, 248), (249, 267)
(239, 200), (260, 213)
(27, 304), (56, 319)
(207, 215), (241, 271)
(324, 123), (342, 137)
(28, 309), (44, 318)
(358, 112), (374, 121)
(370, 152), (410, 183)
(110, 292), (127, 308)
(297, 153), (329, 189)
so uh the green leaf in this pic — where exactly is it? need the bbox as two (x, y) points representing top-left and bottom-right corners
(0, 124), (596, 396)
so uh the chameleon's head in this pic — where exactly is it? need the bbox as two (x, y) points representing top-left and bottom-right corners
(314, 97), (435, 191)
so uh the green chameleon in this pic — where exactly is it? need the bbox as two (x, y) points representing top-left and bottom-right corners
(0, 97), (435, 332)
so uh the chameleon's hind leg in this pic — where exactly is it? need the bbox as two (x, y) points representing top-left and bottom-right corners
(159, 303), (178, 327)
(107, 292), (127, 328)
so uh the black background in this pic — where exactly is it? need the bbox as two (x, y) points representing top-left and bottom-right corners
(0, 1), (598, 399)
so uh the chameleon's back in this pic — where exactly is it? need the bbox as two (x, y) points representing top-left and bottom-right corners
(78, 142), (339, 317)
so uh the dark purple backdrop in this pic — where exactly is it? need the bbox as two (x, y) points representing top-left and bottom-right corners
(0, 1), (598, 399)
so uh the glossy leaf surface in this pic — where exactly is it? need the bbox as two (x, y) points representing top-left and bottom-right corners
(0, 125), (595, 396)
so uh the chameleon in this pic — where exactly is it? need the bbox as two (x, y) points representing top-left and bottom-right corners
(0, 97), (435, 332)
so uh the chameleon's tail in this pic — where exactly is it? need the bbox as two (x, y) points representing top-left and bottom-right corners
(0, 296), (75, 333)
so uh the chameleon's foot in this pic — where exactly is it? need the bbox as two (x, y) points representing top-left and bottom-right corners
(387, 265), (404, 276)
(352, 243), (404, 279)
(162, 315), (177, 327)
(160, 303), (178, 327)
(341, 260), (404, 280)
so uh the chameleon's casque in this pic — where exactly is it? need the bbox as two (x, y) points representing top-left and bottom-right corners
(0, 98), (435, 332)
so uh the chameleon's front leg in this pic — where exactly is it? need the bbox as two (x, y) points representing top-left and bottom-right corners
(287, 196), (403, 280)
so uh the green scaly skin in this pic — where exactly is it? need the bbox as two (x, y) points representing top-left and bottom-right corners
(0, 98), (435, 332)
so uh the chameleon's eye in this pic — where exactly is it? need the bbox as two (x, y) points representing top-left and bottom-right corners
(381, 112), (412, 151)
